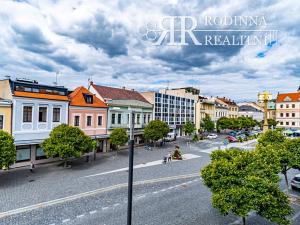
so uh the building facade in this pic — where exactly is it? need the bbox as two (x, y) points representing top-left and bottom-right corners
(267, 100), (276, 120)
(198, 96), (215, 131)
(142, 90), (195, 136)
(276, 91), (300, 129)
(0, 98), (12, 133)
(0, 79), (69, 167)
(217, 97), (238, 118)
(68, 86), (108, 152)
(238, 105), (264, 121)
(214, 98), (229, 123)
(90, 84), (153, 147)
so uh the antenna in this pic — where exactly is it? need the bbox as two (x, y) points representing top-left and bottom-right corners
(54, 71), (59, 86)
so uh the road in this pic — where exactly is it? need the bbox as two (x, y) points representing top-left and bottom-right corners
(1, 136), (300, 225)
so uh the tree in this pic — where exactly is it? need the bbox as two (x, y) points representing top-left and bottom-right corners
(201, 148), (292, 225)
(109, 128), (129, 150)
(257, 131), (300, 193)
(183, 121), (196, 136)
(200, 114), (215, 132)
(267, 118), (278, 128)
(0, 130), (16, 169)
(216, 117), (232, 131)
(144, 120), (169, 144)
(42, 124), (95, 167)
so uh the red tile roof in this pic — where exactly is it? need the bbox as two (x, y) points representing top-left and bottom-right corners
(69, 86), (107, 108)
(277, 92), (300, 102)
(217, 97), (237, 106)
(91, 84), (150, 104)
(14, 91), (69, 101)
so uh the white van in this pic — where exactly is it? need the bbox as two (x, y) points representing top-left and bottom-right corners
(165, 132), (176, 142)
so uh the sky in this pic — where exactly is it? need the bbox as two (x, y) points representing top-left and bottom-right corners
(0, 0), (299, 101)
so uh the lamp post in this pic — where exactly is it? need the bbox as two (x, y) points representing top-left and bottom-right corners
(111, 107), (135, 225)
(127, 110), (135, 225)
(258, 91), (272, 133)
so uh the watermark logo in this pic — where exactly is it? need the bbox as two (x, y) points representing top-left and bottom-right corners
(140, 16), (278, 46)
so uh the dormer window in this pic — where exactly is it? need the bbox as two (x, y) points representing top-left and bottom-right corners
(84, 94), (93, 104)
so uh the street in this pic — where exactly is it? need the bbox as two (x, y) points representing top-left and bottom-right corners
(1, 137), (300, 225)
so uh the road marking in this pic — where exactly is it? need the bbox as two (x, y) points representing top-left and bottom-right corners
(0, 173), (199, 219)
(292, 210), (300, 220)
(49, 223), (55, 225)
(153, 191), (158, 194)
(89, 210), (97, 214)
(76, 214), (85, 218)
(82, 154), (201, 178)
(102, 207), (109, 210)
(113, 203), (120, 207)
(136, 195), (146, 199)
(62, 218), (70, 223)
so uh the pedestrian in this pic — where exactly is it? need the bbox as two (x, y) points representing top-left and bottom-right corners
(167, 152), (172, 162)
(163, 155), (167, 164)
(30, 161), (35, 173)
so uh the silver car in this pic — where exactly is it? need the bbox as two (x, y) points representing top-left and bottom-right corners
(291, 174), (300, 190)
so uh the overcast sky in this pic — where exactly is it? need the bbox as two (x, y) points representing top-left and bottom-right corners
(0, 0), (299, 101)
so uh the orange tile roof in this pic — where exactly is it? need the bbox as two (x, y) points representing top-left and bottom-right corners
(14, 91), (69, 101)
(276, 92), (300, 103)
(69, 86), (107, 108)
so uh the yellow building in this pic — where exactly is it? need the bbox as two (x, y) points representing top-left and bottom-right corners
(197, 97), (215, 131)
(0, 98), (12, 134)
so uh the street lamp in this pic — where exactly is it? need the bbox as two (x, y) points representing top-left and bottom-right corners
(258, 91), (272, 133)
(112, 107), (135, 225)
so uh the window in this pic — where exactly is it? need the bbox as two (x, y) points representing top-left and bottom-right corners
(23, 106), (32, 122)
(84, 94), (93, 104)
(148, 114), (151, 123)
(97, 116), (102, 126)
(286, 113), (289, 117)
(143, 114), (146, 124)
(292, 104), (295, 108)
(286, 104), (289, 108)
(39, 107), (47, 122)
(16, 146), (31, 162)
(280, 113), (283, 117)
(53, 108), (60, 122)
(87, 116), (92, 126)
(118, 114), (122, 124)
(74, 116), (80, 126)
(280, 121), (283, 125)
(286, 122), (289, 125)
(292, 113), (296, 117)
(0, 115), (3, 129)
(292, 122), (296, 126)
(36, 145), (47, 160)
(111, 114), (116, 124)
(137, 114), (140, 124)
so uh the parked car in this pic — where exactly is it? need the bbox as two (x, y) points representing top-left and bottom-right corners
(227, 135), (238, 142)
(207, 134), (218, 139)
(165, 132), (176, 142)
(291, 174), (300, 190)
(228, 131), (237, 137)
(236, 134), (246, 139)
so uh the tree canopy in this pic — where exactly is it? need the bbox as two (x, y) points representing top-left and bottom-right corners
(144, 120), (169, 142)
(183, 121), (196, 136)
(200, 114), (215, 132)
(109, 128), (129, 149)
(217, 116), (257, 131)
(201, 148), (292, 225)
(0, 130), (16, 169)
(42, 124), (95, 164)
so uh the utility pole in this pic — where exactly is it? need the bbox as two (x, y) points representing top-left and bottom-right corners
(127, 111), (135, 225)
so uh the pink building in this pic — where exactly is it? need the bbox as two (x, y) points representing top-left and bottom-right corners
(69, 86), (108, 152)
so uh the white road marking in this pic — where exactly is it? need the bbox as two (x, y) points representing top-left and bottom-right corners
(113, 203), (120, 207)
(153, 191), (158, 194)
(292, 210), (300, 220)
(102, 207), (109, 210)
(82, 154), (201, 178)
(76, 214), (85, 218)
(62, 218), (70, 223)
(89, 210), (97, 214)
(0, 173), (199, 219)
(49, 223), (55, 225)
(136, 195), (146, 199)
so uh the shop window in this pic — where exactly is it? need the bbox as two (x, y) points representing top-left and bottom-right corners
(16, 146), (31, 162)
(36, 145), (47, 160)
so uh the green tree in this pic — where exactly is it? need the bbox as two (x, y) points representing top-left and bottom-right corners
(267, 118), (278, 128)
(42, 124), (95, 167)
(216, 117), (232, 131)
(109, 128), (129, 150)
(258, 130), (285, 146)
(183, 121), (196, 136)
(144, 120), (169, 145)
(0, 130), (16, 169)
(200, 114), (215, 132)
(201, 148), (292, 225)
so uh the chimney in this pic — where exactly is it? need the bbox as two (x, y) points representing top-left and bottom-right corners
(88, 80), (93, 90)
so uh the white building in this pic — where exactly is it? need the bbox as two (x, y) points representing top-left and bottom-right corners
(238, 105), (263, 121)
